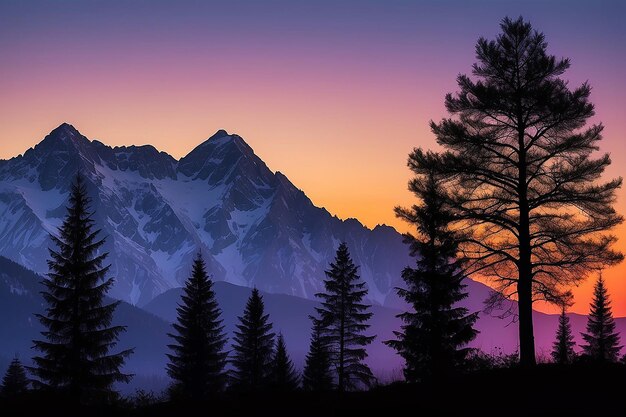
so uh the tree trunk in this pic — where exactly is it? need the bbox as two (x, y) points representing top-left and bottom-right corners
(517, 121), (536, 367)
(517, 267), (536, 366)
(338, 302), (345, 393)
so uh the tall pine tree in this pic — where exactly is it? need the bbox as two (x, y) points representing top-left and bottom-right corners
(268, 333), (299, 391)
(231, 288), (275, 391)
(386, 169), (478, 382)
(316, 243), (375, 392)
(166, 253), (228, 399)
(30, 174), (132, 403)
(1, 357), (29, 397)
(419, 17), (623, 366)
(551, 307), (576, 365)
(302, 318), (333, 392)
(581, 276), (622, 362)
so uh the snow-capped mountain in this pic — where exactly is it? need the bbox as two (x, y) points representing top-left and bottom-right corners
(0, 123), (411, 306)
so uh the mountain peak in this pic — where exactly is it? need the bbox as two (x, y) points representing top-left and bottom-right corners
(37, 123), (88, 153)
(48, 122), (81, 140)
(209, 129), (230, 140)
(178, 129), (262, 180)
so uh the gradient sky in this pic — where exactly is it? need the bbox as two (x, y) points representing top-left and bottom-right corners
(1, 0), (625, 315)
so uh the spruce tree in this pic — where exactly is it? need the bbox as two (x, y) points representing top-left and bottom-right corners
(166, 253), (228, 399)
(551, 307), (576, 365)
(231, 288), (275, 391)
(30, 174), (132, 403)
(316, 243), (375, 392)
(302, 318), (333, 392)
(581, 276), (622, 362)
(1, 357), (29, 397)
(268, 333), (299, 391)
(386, 170), (479, 382)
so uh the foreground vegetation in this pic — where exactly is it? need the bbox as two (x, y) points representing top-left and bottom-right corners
(2, 364), (626, 417)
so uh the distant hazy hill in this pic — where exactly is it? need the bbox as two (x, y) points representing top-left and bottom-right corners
(0, 256), (171, 392)
(2, 256), (624, 394)
(143, 281), (405, 380)
(144, 282), (626, 375)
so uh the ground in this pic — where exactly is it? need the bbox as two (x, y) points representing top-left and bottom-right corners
(2, 365), (625, 416)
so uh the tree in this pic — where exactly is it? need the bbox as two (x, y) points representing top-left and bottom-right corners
(316, 243), (375, 391)
(230, 288), (275, 391)
(268, 333), (299, 391)
(302, 319), (333, 392)
(551, 307), (576, 365)
(166, 253), (228, 399)
(30, 174), (132, 403)
(416, 17), (623, 366)
(581, 276), (621, 362)
(1, 357), (29, 397)
(386, 170), (479, 382)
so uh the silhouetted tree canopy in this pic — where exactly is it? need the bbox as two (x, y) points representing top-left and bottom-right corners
(167, 253), (228, 399)
(230, 288), (275, 391)
(268, 333), (299, 391)
(581, 276), (621, 362)
(1, 357), (29, 397)
(316, 243), (375, 391)
(387, 169), (479, 382)
(414, 16), (623, 366)
(551, 307), (576, 365)
(30, 174), (132, 403)
(302, 318), (334, 392)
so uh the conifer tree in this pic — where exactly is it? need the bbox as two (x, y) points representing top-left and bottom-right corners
(316, 243), (375, 392)
(231, 288), (275, 391)
(581, 276), (622, 362)
(418, 16), (623, 366)
(551, 307), (576, 365)
(302, 319), (333, 392)
(268, 333), (299, 391)
(166, 253), (228, 399)
(386, 170), (479, 382)
(1, 357), (29, 397)
(30, 174), (132, 403)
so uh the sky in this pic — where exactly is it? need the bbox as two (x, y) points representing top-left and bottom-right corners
(1, 0), (625, 315)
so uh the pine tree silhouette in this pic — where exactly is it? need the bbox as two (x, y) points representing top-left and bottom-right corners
(551, 307), (576, 365)
(268, 333), (299, 391)
(316, 243), (375, 392)
(231, 288), (275, 391)
(1, 357), (29, 397)
(386, 170), (478, 382)
(421, 16), (623, 366)
(581, 276), (622, 362)
(166, 253), (228, 399)
(30, 174), (132, 403)
(302, 318), (333, 392)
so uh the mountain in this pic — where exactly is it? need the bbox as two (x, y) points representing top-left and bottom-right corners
(0, 123), (411, 306)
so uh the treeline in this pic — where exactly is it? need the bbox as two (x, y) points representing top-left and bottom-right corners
(0, 176), (381, 404)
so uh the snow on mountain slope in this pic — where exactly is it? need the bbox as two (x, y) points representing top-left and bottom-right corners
(0, 123), (415, 307)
